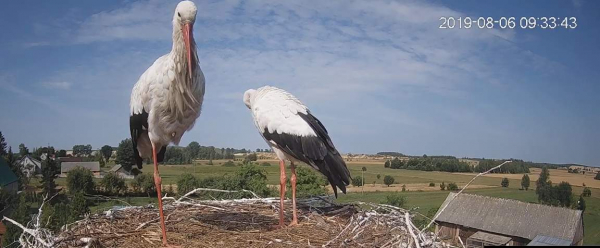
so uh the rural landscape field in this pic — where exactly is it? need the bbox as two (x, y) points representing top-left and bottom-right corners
(50, 158), (597, 245)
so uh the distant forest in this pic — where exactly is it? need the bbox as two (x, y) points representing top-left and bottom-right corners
(158, 142), (271, 164)
(384, 156), (530, 174)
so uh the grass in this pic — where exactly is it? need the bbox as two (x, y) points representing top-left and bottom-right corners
(43, 159), (600, 244)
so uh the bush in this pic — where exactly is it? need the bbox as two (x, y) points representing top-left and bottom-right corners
(384, 193), (407, 208)
(101, 172), (126, 195)
(595, 172), (600, 180)
(222, 160), (236, 167)
(384, 160), (390, 168)
(429, 182), (435, 187)
(377, 174), (381, 180)
(130, 173), (156, 197)
(66, 167), (96, 195)
(440, 182), (446, 191)
(583, 187), (592, 197)
(501, 178), (509, 188)
(286, 167), (327, 198)
(70, 192), (89, 221)
(401, 184), (406, 192)
(383, 175), (395, 187)
(447, 182), (458, 191)
(177, 173), (200, 194)
(260, 162), (271, 167)
(351, 176), (363, 187)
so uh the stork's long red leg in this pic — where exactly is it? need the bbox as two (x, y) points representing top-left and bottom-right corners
(278, 160), (287, 227)
(290, 162), (298, 226)
(152, 143), (168, 246)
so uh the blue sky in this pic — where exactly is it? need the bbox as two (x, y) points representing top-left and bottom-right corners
(0, 0), (598, 166)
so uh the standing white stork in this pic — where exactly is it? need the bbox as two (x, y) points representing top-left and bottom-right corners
(243, 86), (351, 227)
(129, 1), (204, 245)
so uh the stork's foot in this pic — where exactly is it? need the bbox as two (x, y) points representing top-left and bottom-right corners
(288, 220), (299, 227)
(162, 243), (181, 248)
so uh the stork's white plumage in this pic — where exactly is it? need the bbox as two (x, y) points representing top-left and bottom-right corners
(244, 86), (351, 226)
(129, 1), (204, 245)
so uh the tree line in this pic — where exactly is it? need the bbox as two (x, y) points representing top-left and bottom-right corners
(384, 156), (530, 174)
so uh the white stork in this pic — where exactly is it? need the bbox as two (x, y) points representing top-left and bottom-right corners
(243, 86), (351, 226)
(129, 1), (204, 245)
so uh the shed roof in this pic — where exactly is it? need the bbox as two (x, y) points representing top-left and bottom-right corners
(109, 164), (123, 172)
(61, 162), (100, 173)
(435, 193), (583, 242)
(17, 155), (41, 168)
(527, 235), (572, 246)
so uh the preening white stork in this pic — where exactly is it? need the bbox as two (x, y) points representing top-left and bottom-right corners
(129, 1), (204, 245)
(243, 86), (351, 226)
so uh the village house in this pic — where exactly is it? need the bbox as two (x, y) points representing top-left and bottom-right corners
(60, 161), (101, 178)
(16, 154), (42, 177)
(434, 193), (584, 246)
(108, 164), (134, 179)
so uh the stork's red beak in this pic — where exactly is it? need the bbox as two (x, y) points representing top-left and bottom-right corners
(182, 23), (194, 80)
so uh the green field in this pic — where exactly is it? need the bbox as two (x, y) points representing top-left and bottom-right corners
(60, 160), (600, 244)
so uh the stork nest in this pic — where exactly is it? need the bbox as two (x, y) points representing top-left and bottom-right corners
(21, 189), (449, 248)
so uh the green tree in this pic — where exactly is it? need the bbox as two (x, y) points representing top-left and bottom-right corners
(2, 195), (29, 245)
(582, 187), (591, 197)
(555, 182), (573, 207)
(186, 141), (200, 159)
(501, 178), (509, 187)
(130, 173), (156, 197)
(384, 192), (407, 208)
(66, 167), (96, 195)
(115, 138), (135, 172)
(0, 131), (7, 157)
(57, 149), (67, 157)
(595, 172), (600, 180)
(39, 155), (58, 196)
(70, 192), (89, 221)
(101, 145), (113, 162)
(177, 173), (200, 194)
(429, 182), (435, 187)
(447, 182), (458, 191)
(384, 160), (390, 168)
(521, 174), (530, 190)
(440, 182), (446, 191)
(286, 167), (327, 198)
(377, 174), (381, 180)
(243, 153), (258, 164)
(18, 143), (29, 157)
(577, 195), (586, 212)
(351, 176), (363, 187)
(72, 144), (93, 157)
(383, 175), (395, 187)
(101, 172), (126, 195)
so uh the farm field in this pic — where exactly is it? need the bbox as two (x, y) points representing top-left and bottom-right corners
(76, 159), (600, 244)
(455, 167), (600, 189)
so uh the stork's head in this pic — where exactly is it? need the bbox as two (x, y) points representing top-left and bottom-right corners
(174, 1), (198, 78)
(243, 89), (257, 109)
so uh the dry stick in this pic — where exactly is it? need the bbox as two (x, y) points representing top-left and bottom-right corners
(419, 160), (512, 235)
(166, 188), (261, 202)
(322, 216), (354, 247)
(1, 216), (52, 248)
(457, 236), (466, 248)
(405, 212), (421, 248)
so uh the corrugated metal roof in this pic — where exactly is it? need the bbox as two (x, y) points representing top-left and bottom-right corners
(527, 235), (572, 246)
(468, 231), (511, 245)
(0, 157), (18, 187)
(61, 162), (100, 173)
(435, 193), (582, 242)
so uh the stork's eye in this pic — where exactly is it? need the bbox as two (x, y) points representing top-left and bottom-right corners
(178, 12), (181, 17)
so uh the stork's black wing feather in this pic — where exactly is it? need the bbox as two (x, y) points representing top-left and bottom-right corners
(129, 110), (149, 169)
(262, 111), (351, 197)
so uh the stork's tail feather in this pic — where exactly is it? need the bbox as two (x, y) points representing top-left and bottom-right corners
(318, 151), (351, 198)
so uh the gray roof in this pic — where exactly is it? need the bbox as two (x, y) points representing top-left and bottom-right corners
(435, 193), (583, 242)
(468, 231), (512, 245)
(61, 162), (100, 173)
(527, 235), (572, 246)
(109, 164), (122, 172)
(17, 155), (41, 168)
